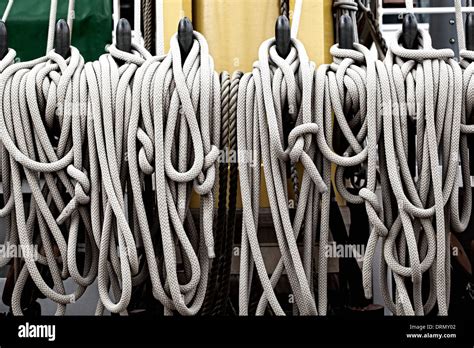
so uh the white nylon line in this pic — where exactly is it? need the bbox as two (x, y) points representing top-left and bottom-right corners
(2, 0), (14, 22)
(67, 0), (76, 39)
(47, 0), (58, 53)
(291, 0), (303, 39)
(133, 0), (143, 44)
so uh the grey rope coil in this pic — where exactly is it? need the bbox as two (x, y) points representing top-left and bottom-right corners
(0, 47), (97, 315)
(127, 30), (220, 315)
(238, 36), (327, 316)
(364, 28), (465, 316)
(315, 43), (382, 221)
(84, 43), (151, 315)
(315, 41), (384, 315)
(1, 1), (469, 318)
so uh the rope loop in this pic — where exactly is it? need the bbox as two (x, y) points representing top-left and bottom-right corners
(56, 165), (91, 224)
(194, 144), (219, 196)
(359, 188), (388, 237)
(390, 30), (454, 61)
(137, 127), (155, 175)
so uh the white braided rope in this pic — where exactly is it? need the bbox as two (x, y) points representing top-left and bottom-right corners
(238, 37), (326, 316)
(0, 47), (97, 315)
(127, 31), (220, 315)
(84, 43), (151, 315)
(365, 28), (465, 316)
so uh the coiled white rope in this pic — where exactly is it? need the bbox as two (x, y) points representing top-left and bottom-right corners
(84, 43), (152, 315)
(0, 0), (103, 315)
(2, 0), (471, 318)
(1, 0), (14, 23)
(315, 39), (385, 312)
(238, 36), (327, 316)
(363, 26), (466, 316)
(0, 4), (222, 313)
(0, 46), (98, 315)
(127, 31), (220, 315)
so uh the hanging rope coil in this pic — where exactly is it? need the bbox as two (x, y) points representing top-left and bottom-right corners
(1, 0), (472, 318)
(127, 31), (221, 315)
(364, 28), (465, 316)
(238, 36), (328, 316)
(0, 46), (99, 315)
(84, 43), (152, 315)
(315, 43), (382, 214)
(315, 41), (385, 314)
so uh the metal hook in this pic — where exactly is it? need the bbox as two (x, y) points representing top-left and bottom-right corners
(402, 13), (419, 49)
(275, 15), (291, 58)
(54, 19), (71, 59)
(178, 17), (193, 65)
(116, 18), (132, 53)
(0, 21), (8, 60)
(339, 14), (354, 50)
(466, 13), (474, 51)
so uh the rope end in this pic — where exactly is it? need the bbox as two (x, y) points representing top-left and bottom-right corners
(207, 247), (215, 259)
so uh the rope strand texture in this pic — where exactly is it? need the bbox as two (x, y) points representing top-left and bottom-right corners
(315, 41), (385, 314)
(0, 47), (97, 315)
(238, 37), (327, 316)
(84, 43), (151, 315)
(365, 28), (465, 316)
(127, 31), (221, 315)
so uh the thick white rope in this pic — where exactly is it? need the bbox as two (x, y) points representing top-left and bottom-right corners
(127, 31), (220, 315)
(238, 36), (327, 316)
(0, 47), (98, 315)
(291, 0), (303, 39)
(316, 40), (386, 314)
(1, 0), (14, 22)
(1, 1), (471, 318)
(84, 43), (152, 315)
(0, 0), (100, 314)
(363, 27), (465, 316)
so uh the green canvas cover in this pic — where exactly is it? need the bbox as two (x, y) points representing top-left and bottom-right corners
(0, 0), (112, 62)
